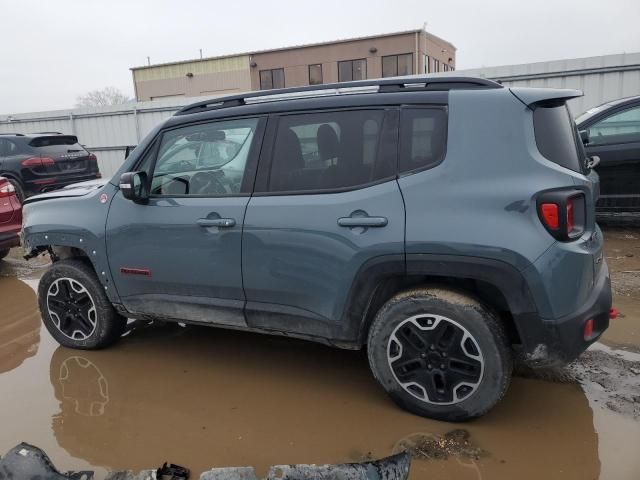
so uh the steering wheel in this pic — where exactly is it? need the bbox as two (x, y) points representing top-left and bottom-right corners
(176, 160), (195, 171)
(191, 171), (227, 195)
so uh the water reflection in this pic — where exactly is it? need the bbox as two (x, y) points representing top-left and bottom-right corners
(0, 276), (40, 373)
(48, 324), (600, 479)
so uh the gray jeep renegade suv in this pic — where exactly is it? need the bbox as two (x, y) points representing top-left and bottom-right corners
(22, 76), (611, 421)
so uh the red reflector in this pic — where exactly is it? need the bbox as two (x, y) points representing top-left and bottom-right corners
(120, 267), (152, 277)
(583, 318), (594, 340)
(33, 178), (56, 185)
(609, 308), (619, 320)
(540, 203), (559, 229)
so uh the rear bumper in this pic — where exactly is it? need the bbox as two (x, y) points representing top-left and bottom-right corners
(0, 232), (20, 250)
(524, 261), (611, 367)
(24, 173), (101, 195)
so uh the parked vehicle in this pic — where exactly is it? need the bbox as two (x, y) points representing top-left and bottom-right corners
(22, 76), (611, 422)
(0, 132), (101, 202)
(0, 177), (22, 260)
(576, 96), (640, 213)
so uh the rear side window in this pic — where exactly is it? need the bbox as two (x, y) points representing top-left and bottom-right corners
(267, 110), (393, 193)
(29, 136), (79, 147)
(0, 139), (18, 156)
(399, 108), (447, 174)
(533, 104), (583, 172)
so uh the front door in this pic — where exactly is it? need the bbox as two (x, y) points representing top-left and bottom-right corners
(242, 108), (405, 341)
(106, 116), (265, 326)
(586, 103), (640, 212)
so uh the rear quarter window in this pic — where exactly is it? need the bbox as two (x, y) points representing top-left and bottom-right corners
(399, 108), (447, 174)
(533, 104), (584, 173)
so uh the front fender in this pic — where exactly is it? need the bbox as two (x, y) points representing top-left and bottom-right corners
(22, 183), (121, 304)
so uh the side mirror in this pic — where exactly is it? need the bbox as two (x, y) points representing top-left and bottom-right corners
(586, 155), (600, 170)
(579, 129), (590, 145)
(119, 171), (149, 202)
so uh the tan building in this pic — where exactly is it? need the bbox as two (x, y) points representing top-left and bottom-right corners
(131, 29), (456, 102)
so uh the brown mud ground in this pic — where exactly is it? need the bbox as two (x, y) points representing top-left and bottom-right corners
(0, 231), (639, 479)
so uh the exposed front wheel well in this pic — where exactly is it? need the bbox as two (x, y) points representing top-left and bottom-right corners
(360, 275), (522, 347)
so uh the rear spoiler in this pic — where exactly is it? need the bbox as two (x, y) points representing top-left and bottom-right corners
(510, 87), (583, 107)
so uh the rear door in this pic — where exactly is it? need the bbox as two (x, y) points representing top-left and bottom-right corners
(584, 103), (640, 212)
(106, 116), (265, 326)
(242, 108), (404, 340)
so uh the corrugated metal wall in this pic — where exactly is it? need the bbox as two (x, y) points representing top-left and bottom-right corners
(2, 52), (638, 179)
(457, 52), (640, 116)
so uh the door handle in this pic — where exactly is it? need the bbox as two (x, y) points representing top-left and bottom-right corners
(197, 218), (236, 228)
(337, 216), (388, 227)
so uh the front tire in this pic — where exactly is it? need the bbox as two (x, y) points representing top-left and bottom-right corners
(38, 259), (126, 349)
(367, 287), (512, 422)
(0, 249), (9, 260)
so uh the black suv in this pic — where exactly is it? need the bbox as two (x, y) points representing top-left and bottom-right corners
(576, 96), (640, 214)
(0, 133), (101, 201)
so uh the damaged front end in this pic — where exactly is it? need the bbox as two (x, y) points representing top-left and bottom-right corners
(0, 443), (411, 480)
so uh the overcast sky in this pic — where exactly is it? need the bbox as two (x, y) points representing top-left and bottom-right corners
(1, 0), (638, 114)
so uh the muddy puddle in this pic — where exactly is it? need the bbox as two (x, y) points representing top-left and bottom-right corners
(1, 240), (640, 478)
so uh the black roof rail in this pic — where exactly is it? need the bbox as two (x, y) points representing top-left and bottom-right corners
(175, 76), (502, 116)
(0, 133), (24, 136)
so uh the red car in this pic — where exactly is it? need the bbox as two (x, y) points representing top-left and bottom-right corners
(0, 177), (22, 260)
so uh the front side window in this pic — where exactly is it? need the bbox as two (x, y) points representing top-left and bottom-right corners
(259, 68), (285, 90)
(399, 108), (448, 174)
(267, 110), (392, 193)
(149, 117), (259, 196)
(309, 64), (323, 85)
(587, 105), (640, 146)
(338, 59), (367, 82)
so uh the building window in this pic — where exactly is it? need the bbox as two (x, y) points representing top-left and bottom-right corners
(443, 64), (449, 72)
(382, 53), (413, 78)
(424, 55), (431, 74)
(433, 59), (440, 72)
(449, 65), (454, 71)
(338, 59), (367, 82)
(309, 64), (323, 85)
(259, 68), (285, 90)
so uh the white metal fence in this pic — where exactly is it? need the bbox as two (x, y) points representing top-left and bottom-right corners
(2, 52), (639, 179)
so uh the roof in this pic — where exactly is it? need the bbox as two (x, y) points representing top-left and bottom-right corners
(130, 29), (456, 71)
(0, 132), (67, 138)
(174, 75), (501, 116)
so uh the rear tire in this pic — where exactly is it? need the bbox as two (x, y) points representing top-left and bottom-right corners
(38, 259), (126, 349)
(0, 249), (9, 260)
(367, 287), (512, 422)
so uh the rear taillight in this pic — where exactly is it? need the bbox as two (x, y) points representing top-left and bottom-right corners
(0, 180), (16, 198)
(540, 203), (559, 229)
(88, 153), (97, 162)
(537, 190), (586, 241)
(21, 156), (55, 167)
